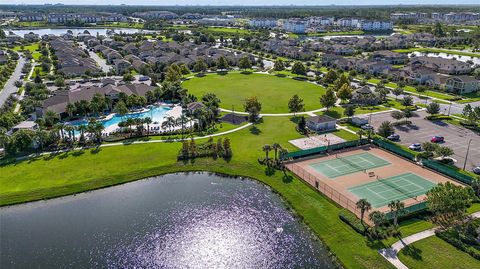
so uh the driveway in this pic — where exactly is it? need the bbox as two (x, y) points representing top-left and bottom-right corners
(369, 110), (480, 171)
(0, 55), (25, 108)
(80, 44), (110, 73)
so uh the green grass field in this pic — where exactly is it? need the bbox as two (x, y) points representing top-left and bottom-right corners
(183, 72), (327, 113)
(0, 116), (393, 269)
(398, 236), (480, 269)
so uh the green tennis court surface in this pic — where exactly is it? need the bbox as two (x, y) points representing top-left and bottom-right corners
(309, 152), (390, 178)
(348, 173), (436, 208)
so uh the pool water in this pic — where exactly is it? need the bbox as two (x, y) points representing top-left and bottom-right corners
(70, 105), (172, 131)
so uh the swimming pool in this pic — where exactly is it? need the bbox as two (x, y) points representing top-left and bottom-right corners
(70, 105), (172, 131)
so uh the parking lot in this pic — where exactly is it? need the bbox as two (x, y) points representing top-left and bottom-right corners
(368, 110), (480, 172)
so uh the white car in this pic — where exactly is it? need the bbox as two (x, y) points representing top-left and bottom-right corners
(473, 166), (480, 175)
(408, 143), (421, 151)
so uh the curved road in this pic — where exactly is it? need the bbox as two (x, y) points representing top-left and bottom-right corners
(0, 55), (25, 108)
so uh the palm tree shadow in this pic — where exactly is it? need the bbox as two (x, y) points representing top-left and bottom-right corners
(249, 126), (261, 135)
(282, 174), (293, 183)
(401, 245), (423, 261)
(90, 147), (102, 154)
(72, 150), (85, 157)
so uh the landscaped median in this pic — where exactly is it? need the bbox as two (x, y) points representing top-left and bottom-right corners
(0, 116), (394, 269)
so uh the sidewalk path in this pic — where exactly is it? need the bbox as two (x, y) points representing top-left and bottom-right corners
(379, 211), (480, 269)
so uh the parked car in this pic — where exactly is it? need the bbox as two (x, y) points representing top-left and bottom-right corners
(387, 134), (400, 141)
(408, 143), (422, 151)
(431, 136), (444, 143)
(361, 124), (374, 130)
(139, 76), (150, 81)
(473, 166), (480, 175)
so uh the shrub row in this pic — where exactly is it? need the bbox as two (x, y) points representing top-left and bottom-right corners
(339, 209), (366, 235)
(436, 230), (480, 260)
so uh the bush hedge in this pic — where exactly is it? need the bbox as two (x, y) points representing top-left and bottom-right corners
(339, 209), (366, 235)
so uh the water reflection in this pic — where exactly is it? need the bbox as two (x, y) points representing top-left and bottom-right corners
(1, 173), (335, 269)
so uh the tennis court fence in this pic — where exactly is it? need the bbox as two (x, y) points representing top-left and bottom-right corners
(288, 162), (430, 224)
(287, 162), (364, 220)
(372, 138), (417, 161)
(281, 139), (369, 160)
(422, 159), (475, 185)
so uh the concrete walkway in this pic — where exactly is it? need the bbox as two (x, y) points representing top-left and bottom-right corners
(379, 211), (480, 269)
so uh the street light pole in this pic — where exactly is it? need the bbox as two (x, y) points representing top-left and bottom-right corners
(463, 139), (472, 170)
(448, 102), (452, 116)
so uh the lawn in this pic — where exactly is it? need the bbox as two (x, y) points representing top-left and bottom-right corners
(398, 236), (480, 269)
(182, 72), (327, 113)
(0, 116), (393, 269)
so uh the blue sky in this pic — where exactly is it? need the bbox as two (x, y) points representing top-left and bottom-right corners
(4, 1), (480, 5)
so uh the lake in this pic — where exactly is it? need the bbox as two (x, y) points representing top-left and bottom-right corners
(7, 28), (150, 37)
(408, 51), (480, 65)
(0, 173), (336, 269)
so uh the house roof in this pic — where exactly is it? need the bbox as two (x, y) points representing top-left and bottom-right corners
(307, 115), (336, 124)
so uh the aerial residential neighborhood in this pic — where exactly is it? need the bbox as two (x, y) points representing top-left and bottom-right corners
(0, 3), (479, 269)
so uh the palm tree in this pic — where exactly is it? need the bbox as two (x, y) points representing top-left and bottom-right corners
(144, 117), (152, 135)
(262, 144), (272, 160)
(66, 103), (76, 119)
(356, 129), (365, 140)
(368, 211), (386, 232)
(388, 200), (405, 228)
(356, 199), (372, 228)
(93, 122), (105, 142)
(54, 122), (66, 141)
(125, 118), (135, 137)
(114, 101), (129, 121)
(272, 143), (282, 161)
(76, 124), (87, 144)
(44, 110), (59, 128)
(64, 125), (74, 145)
(165, 116), (177, 133)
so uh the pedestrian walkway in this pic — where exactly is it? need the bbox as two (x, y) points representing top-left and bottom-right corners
(379, 211), (480, 269)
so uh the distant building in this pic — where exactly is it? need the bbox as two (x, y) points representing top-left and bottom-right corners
(132, 11), (178, 20)
(249, 18), (277, 28)
(357, 20), (393, 31)
(18, 13), (45, 22)
(197, 17), (235, 26)
(336, 18), (360, 28)
(307, 16), (334, 27)
(390, 12), (427, 21)
(283, 19), (307, 34)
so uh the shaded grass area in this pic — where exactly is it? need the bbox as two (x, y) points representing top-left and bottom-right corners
(398, 236), (480, 269)
(183, 72), (326, 113)
(0, 116), (393, 269)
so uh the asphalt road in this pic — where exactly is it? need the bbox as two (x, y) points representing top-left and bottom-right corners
(0, 55), (25, 109)
(80, 44), (111, 73)
(369, 110), (480, 172)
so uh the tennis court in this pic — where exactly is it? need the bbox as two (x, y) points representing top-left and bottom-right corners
(348, 173), (437, 208)
(309, 152), (390, 178)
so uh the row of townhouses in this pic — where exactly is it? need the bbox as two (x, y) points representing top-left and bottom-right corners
(249, 17), (393, 33)
(391, 12), (480, 22)
(16, 12), (128, 23)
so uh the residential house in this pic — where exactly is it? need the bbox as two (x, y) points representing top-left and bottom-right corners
(306, 115), (337, 132)
(445, 76), (480, 94)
